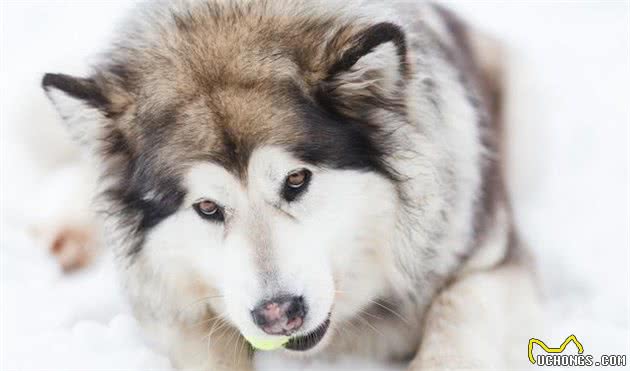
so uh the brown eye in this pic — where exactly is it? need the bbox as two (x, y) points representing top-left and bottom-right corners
(286, 169), (308, 188)
(194, 200), (224, 222)
(282, 168), (312, 202)
(198, 200), (218, 215)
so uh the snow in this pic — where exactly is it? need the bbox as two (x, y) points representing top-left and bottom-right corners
(1, 1), (628, 370)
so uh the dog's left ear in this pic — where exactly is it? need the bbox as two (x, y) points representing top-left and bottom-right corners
(319, 22), (408, 117)
(41, 72), (130, 151)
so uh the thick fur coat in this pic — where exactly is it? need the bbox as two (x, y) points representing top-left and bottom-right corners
(41, 1), (538, 369)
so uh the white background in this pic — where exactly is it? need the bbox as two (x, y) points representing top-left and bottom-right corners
(1, 1), (629, 370)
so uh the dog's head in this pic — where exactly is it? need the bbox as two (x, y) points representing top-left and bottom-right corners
(43, 2), (411, 352)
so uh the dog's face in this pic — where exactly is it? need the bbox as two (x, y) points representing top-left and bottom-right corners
(162, 147), (398, 350)
(43, 3), (410, 352)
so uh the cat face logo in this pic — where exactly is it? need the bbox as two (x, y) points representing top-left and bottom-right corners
(528, 335), (584, 364)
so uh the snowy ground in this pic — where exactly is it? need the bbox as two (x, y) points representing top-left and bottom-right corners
(1, 1), (629, 370)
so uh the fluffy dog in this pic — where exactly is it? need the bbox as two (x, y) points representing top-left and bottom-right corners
(41, 1), (538, 369)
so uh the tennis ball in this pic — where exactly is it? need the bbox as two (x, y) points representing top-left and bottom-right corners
(245, 336), (290, 351)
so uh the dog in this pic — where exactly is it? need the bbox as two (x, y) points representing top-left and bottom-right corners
(40, 0), (539, 369)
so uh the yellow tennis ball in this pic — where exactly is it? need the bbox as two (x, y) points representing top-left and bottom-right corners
(245, 336), (290, 351)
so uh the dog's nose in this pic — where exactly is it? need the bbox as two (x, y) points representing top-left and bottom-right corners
(251, 296), (306, 335)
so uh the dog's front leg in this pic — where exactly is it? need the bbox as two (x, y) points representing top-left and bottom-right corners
(409, 262), (540, 370)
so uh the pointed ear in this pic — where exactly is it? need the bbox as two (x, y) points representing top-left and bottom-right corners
(41, 73), (126, 149)
(319, 22), (409, 117)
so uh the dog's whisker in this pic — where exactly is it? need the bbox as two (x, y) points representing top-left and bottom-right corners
(202, 315), (230, 364)
(224, 327), (240, 365)
(231, 328), (244, 366)
(340, 322), (356, 339)
(187, 312), (225, 328)
(178, 295), (225, 316)
(236, 331), (247, 366)
(203, 316), (230, 342)
(203, 319), (220, 364)
(357, 313), (384, 337)
(368, 299), (411, 325)
(358, 308), (385, 322)
(347, 320), (361, 336)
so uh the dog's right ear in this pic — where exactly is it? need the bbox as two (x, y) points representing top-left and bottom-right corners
(317, 22), (409, 118)
(42, 73), (129, 150)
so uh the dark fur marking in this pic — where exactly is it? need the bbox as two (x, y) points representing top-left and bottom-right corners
(293, 86), (398, 181)
(101, 106), (187, 257)
(124, 182), (186, 231)
(104, 163), (186, 257)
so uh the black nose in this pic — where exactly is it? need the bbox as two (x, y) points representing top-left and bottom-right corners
(251, 296), (307, 335)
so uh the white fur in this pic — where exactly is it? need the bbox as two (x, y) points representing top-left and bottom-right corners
(137, 146), (398, 348)
(43, 88), (105, 153)
(333, 42), (402, 100)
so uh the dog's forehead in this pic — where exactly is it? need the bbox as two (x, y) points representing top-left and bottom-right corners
(134, 83), (305, 180)
(185, 146), (303, 191)
(207, 85), (300, 142)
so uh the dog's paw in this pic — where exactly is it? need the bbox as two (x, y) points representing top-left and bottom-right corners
(27, 163), (102, 272)
(48, 225), (97, 272)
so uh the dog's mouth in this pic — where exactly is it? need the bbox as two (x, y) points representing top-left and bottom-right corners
(284, 316), (331, 352)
